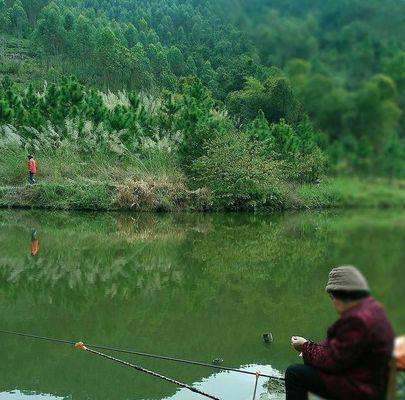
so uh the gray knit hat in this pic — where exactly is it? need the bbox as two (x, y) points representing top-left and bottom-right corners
(325, 266), (370, 293)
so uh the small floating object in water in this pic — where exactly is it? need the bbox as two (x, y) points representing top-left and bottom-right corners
(263, 333), (273, 343)
(212, 358), (224, 365)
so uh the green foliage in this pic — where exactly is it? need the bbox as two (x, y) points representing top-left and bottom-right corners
(288, 66), (405, 175)
(267, 120), (300, 158)
(8, 0), (29, 36)
(192, 133), (283, 210)
(245, 114), (326, 182)
(377, 135), (405, 178)
(0, 0), (403, 179)
(348, 75), (401, 151)
(35, 2), (65, 54)
(174, 78), (228, 168)
(227, 74), (301, 124)
(0, 98), (13, 123)
(167, 46), (186, 76)
(244, 110), (270, 142)
(285, 148), (327, 184)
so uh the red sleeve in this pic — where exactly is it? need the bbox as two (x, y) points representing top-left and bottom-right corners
(302, 317), (368, 372)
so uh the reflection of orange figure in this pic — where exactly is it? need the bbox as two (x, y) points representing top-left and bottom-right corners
(31, 229), (39, 256)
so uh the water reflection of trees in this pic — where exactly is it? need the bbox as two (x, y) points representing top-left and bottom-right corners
(2, 211), (403, 295)
(0, 210), (404, 318)
(0, 210), (404, 400)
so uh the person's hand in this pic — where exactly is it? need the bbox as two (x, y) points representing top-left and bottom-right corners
(291, 336), (307, 352)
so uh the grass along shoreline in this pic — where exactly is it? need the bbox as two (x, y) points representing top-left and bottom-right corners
(1, 177), (404, 211)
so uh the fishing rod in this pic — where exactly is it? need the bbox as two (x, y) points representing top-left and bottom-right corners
(251, 372), (260, 400)
(74, 341), (221, 400)
(0, 329), (285, 381)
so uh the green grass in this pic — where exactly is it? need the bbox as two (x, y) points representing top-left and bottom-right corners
(297, 177), (405, 209)
(0, 182), (114, 210)
(0, 146), (181, 185)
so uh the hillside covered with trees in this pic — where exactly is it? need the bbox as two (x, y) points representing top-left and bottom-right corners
(0, 0), (405, 209)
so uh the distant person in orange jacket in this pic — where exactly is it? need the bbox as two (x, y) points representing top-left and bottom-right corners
(28, 155), (37, 184)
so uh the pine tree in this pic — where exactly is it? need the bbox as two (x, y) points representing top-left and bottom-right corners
(245, 110), (271, 142)
(269, 119), (300, 159)
(8, 0), (29, 36)
(84, 90), (107, 125)
(167, 46), (186, 77)
(0, 99), (14, 124)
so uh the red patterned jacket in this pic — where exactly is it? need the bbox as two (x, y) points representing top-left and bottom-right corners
(28, 159), (37, 173)
(302, 297), (394, 400)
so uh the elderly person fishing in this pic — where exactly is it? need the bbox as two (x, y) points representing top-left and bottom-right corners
(286, 265), (394, 400)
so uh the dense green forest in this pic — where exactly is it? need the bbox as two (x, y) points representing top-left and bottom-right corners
(0, 0), (405, 209)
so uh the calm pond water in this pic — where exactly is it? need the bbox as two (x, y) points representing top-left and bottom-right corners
(0, 209), (404, 400)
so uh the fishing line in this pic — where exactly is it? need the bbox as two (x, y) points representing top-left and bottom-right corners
(0, 329), (285, 380)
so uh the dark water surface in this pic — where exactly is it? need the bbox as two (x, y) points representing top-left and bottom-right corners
(0, 210), (404, 400)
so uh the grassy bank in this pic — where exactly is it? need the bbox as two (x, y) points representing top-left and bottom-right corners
(0, 180), (212, 211)
(0, 148), (212, 211)
(297, 178), (405, 209)
(0, 151), (404, 211)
